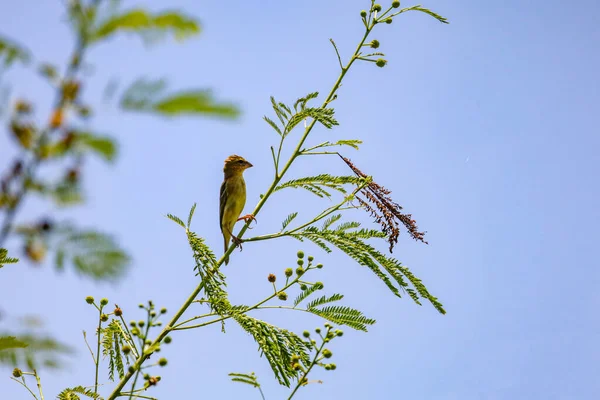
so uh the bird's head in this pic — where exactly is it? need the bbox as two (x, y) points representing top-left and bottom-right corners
(223, 155), (253, 175)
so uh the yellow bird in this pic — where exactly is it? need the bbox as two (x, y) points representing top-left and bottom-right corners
(220, 155), (255, 265)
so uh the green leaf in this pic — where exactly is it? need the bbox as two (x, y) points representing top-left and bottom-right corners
(305, 293), (344, 310)
(54, 227), (130, 281)
(229, 372), (261, 388)
(74, 132), (117, 162)
(0, 248), (19, 269)
(275, 174), (366, 198)
(187, 203), (197, 228)
(308, 305), (376, 332)
(0, 35), (30, 67)
(232, 314), (310, 387)
(101, 320), (127, 381)
(397, 5), (449, 24)
(121, 79), (239, 119)
(293, 283), (322, 307)
(58, 386), (103, 399)
(0, 332), (73, 369)
(281, 212), (298, 231)
(0, 336), (28, 351)
(305, 139), (363, 152)
(91, 9), (200, 43)
(166, 213), (185, 228)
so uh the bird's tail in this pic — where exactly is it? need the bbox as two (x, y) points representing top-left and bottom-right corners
(223, 233), (230, 265)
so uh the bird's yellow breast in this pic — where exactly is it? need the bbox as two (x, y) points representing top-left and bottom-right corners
(222, 175), (246, 231)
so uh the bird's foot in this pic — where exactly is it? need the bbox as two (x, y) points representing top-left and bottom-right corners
(231, 234), (244, 251)
(237, 214), (257, 229)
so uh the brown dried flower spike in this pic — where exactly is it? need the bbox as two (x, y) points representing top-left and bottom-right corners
(340, 155), (427, 252)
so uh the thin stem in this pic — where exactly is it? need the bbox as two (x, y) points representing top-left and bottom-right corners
(82, 330), (97, 364)
(129, 312), (152, 400)
(107, 15), (374, 400)
(34, 370), (44, 400)
(11, 376), (38, 399)
(171, 312), (218, 330)
(118, 313), (140, 358)
(287, 329), (329, 399)
(300, 151), (340, 156)
(258, 386), (266, 400)
(329, 39), (344, 70)
(94, 307), (103, 396)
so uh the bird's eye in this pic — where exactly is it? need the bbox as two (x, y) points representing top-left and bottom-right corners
(237, 160), (244, 164)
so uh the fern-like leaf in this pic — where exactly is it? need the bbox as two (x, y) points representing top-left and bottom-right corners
(0, 248), (18, 269)
(275, 174), (365, 198)
(101, 320), (127, 381)
(293, 283), (322, 307)
(187, 203), (197, 228)
(232, 314), (310, 387)
(281, 212), (298, 231)
(229, 372), (261, 388)
(166, 213), (185, 228)
(263, 116), (283, 136)
(57, 386), (102, 399)
(308, 305), (376, 332)
(305, 293), (344, 310)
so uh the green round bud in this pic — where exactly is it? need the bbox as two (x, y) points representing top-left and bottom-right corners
(164, 336), (172, 344)
(292, 363), (301, 371)
(145, 339), (152, 345)
(297, 250), (304, 259)
(138, 320), (145, 327)
(385, 18), (393, 24)
(376, 58), (387, 68)
(308, 256), (314, 262)
(322, 349), (332, 358)
(371, 40), (380, 49)
(330, 363), (337, 370)
(278, 292), (288, 301)
(315, 328), (321, 334)
(150, 311), (156, 317)
(315, 282), (324, 290)
(296, 267), (304, 276)
(12, 368), (22, 378)
(291, 354), (300, 362)
(300, 284), (308, 291)
(324, 323), (331, 329)
(373, 4), (382, 12)
(85, 296), (94, 304)
(324, 338), (330, 343)
(160, 308), (167, 314)
(154, 346), (161, 353)
(392, 0), (400, 8)
(143, 373), (151, 380)
(336, 329), (344, 337)
(128, 366), (135, 374)
(130, 320), (136, 327)
(285, 268), (293, 277)
(360, 10), (367, 17)
(100, 314), (108, 322)
(122, 345), (131, 354)
(131, 328), (140, 336)
(138, 304), (144, 309)
(100, 298), (109, 306)
(325, 364), (332, 370)
(316, 263), (323, 269)
(158, 358), (168, 367)
(303, 330), (310, 338)
(311, 339), (317, 345)
(297, 259), (304, 266)
(327, 331), (335, 339)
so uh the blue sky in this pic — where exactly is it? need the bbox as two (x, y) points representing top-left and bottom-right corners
(1, 0), (599, 399)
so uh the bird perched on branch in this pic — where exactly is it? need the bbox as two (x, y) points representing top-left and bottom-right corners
(220, 155), (255, 265)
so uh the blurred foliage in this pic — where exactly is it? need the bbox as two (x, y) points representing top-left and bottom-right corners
(0, 333), (73, 370)
(0, 36), (30, 67)
(121, 78), (240, 118)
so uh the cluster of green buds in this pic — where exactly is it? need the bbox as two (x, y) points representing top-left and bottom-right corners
(297, 323), (343, 378)
(274, 250), (324, 301)
(358, 1), (405, 68)
(128, 300), (168, 341)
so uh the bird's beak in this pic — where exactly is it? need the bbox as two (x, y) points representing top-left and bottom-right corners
(246, 161), (253, 168)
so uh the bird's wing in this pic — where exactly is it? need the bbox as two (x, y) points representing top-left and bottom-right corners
(219, 179), (227, 233)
